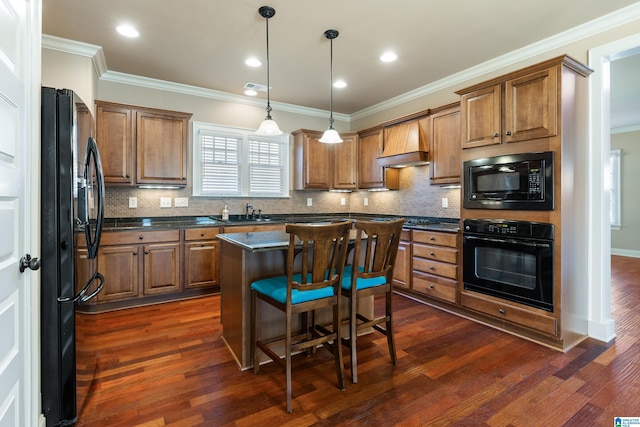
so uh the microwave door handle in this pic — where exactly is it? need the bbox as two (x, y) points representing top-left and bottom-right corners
(464, 235), (550, 248)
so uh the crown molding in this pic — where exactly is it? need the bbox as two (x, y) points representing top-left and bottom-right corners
(42, 34), (108, 77)
(350, 1), (640, 121)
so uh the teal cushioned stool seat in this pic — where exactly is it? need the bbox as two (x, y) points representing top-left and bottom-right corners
(251, 274), (335, 304)
(341, 266), (386, 291)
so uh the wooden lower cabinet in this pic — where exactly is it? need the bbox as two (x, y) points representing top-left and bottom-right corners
(183, 227), (221, 290)
(411, 230), (459, 304)
(97, 244), (141, 302)
(142, 242), (181, 295)
(392, 229), (411, 289)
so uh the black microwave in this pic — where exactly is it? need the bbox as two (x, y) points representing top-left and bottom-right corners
(463, 151), (554, 210)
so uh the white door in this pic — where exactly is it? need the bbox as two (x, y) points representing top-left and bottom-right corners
(0, 0), (41, 426)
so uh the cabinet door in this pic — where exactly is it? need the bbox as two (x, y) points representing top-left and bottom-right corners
(95, 102), (134, 184)
(332, 133), (358, 189)
(136, 110), (189, 185)
(143, 242), (181, 295)
(430, 105), (461, 184)
(294, 130), (331, 190)
(504, 66), (557, 143)
(357, 127), (399, 190)
(392, 240), (411, 289)
(97, 245), (140, 301)
(184, 241), (219, 289)
(460, 84), (501, 149)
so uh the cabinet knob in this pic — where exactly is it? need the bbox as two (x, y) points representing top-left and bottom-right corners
(201, 233), (205, 237)
(493, 132), (499, 138)
(429, 237), (435, 241)
(201, 243), (205, 247)
(133, 251), (138, 255)
(498, 308), (505, 315)
(144, 250), (150, 255)
(429, 266), (435, 271)
(139, 236), (144, 240)
(429, 285), (434, 289)
(505, 131), (512, 136)
(430, 252), (435, 256)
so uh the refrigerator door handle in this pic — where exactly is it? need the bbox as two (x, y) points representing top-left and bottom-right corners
(58, 271), (104, 305)
(84, 137), (105, 260)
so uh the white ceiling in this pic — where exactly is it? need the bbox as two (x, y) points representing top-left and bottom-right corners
(42, 0), (640, 127)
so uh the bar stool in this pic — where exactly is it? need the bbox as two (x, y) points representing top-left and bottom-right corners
(250, 220), (352, 413)
(341, 218), (405, 383)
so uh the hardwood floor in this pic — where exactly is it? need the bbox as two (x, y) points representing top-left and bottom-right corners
(75, 256), (640, 426)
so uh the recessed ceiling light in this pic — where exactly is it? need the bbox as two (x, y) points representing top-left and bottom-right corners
(244, 89), (258, 96)
(245, 57), (262, 67)
(333, 80), (347, 89)
(116, 24), (139, 38)
(380, 51), (397, 63)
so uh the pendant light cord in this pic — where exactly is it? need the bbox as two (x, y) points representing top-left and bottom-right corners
(265, 14), (272, 117)
(328, 35), (334, 129)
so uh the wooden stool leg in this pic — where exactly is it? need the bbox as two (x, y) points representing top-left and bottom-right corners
(386, 290), (397, 365)
(253, 291), (261, 374)
(285, 308), (293, 413)
(334, 300), (346, 391)
(350, 292), (358, 383)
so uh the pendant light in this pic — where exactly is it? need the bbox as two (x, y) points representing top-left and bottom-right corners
(319, 29), (343, 143)
(255, 6), (283, 136)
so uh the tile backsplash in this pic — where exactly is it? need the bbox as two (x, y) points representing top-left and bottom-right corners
(104, 164), (460, 219)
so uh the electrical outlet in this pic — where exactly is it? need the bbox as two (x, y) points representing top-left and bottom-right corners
(364, 197), (369, 206)
(442, 197), (448, 208)
(174, 197), (188, 207)
(160, 197), (172, 208)
(340, 197), (346, 206)
(129, 197), (137, 208)
(307, 198), (313, 207)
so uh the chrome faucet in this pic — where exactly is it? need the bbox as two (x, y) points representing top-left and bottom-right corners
(245, 203), (253, 219)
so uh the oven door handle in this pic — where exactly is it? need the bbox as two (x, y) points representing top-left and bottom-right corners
(464, 235), (551, 248)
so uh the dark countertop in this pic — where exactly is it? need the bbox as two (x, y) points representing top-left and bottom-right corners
(102, 214), (460, 233)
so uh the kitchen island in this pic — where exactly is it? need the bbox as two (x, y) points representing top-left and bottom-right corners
(218, 229), (373, 370)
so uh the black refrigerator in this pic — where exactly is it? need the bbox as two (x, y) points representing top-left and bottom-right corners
(41, 87), (106, 426)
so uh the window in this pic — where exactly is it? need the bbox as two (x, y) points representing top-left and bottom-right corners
(608, 149), (621, 227)
(192, 122), (289, 197)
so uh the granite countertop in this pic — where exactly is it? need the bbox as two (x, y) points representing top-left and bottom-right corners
(102, 214), (460, 233)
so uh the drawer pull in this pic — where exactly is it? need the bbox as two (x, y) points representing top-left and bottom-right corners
(429, 285), (434, 289)
(430, 237), (435, 241)
(201, 243), (205, 247)
(430, 252), (435, 256)
(201, 233), (205, 237)
(429, 266), (435, 271)
(498, 308), (505, 315)
(139, 235), (144, 240)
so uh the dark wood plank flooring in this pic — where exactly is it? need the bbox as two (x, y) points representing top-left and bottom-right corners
(75, 256), (640, 426)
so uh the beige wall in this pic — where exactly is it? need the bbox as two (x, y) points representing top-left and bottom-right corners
(611, 129), (640, 253)
(41, 49), (97, 114)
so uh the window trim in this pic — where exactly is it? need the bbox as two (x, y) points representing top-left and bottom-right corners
(192, 121), (289, 198)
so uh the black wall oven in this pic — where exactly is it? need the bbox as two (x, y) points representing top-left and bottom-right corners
(462, 219), (554, 312)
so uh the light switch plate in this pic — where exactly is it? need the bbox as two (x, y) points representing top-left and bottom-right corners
(364, 197), (369, 206)
(340, 197), (346, 206)
(174, 197), (188, 207)
(307, 198), (312, 207)
(160, 197), (172, 208)
(442, 197), (448, 208)
(129, 197), (137, 208)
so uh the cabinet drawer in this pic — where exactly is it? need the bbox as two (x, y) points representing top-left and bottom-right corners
(101, 229), (180, 246)
(412, 243), (457, 264)
(412, 230), (457, 248)
(412, 272), (457, 303)
(222, 223), (285, 233)
(184, 227), (220, 241)
(460, 290), (557, 336)
(400, 229), (411, 241)
(413, 257), (457, 280)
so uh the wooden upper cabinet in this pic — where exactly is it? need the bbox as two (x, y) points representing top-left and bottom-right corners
(293, 129), (358, 190)
(332, 132), (358, 190)
(357, 126), (399, 190)
(504, 66), (557, 143)
(136, 109), (190, 185)
(95, 101), (192, 186)
(96, 102), (135, 184)
(429, 103), (461, 184)
(459, 64), (559, 149)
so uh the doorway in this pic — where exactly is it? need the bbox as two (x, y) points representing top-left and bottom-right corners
(587, 34), (640, 342)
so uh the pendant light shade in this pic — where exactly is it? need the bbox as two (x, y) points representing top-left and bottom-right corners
(255, 6), (283, 136)
(319, 29), (342, 144)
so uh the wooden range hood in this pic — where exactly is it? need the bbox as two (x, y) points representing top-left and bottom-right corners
(377, 118), (429, 168)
